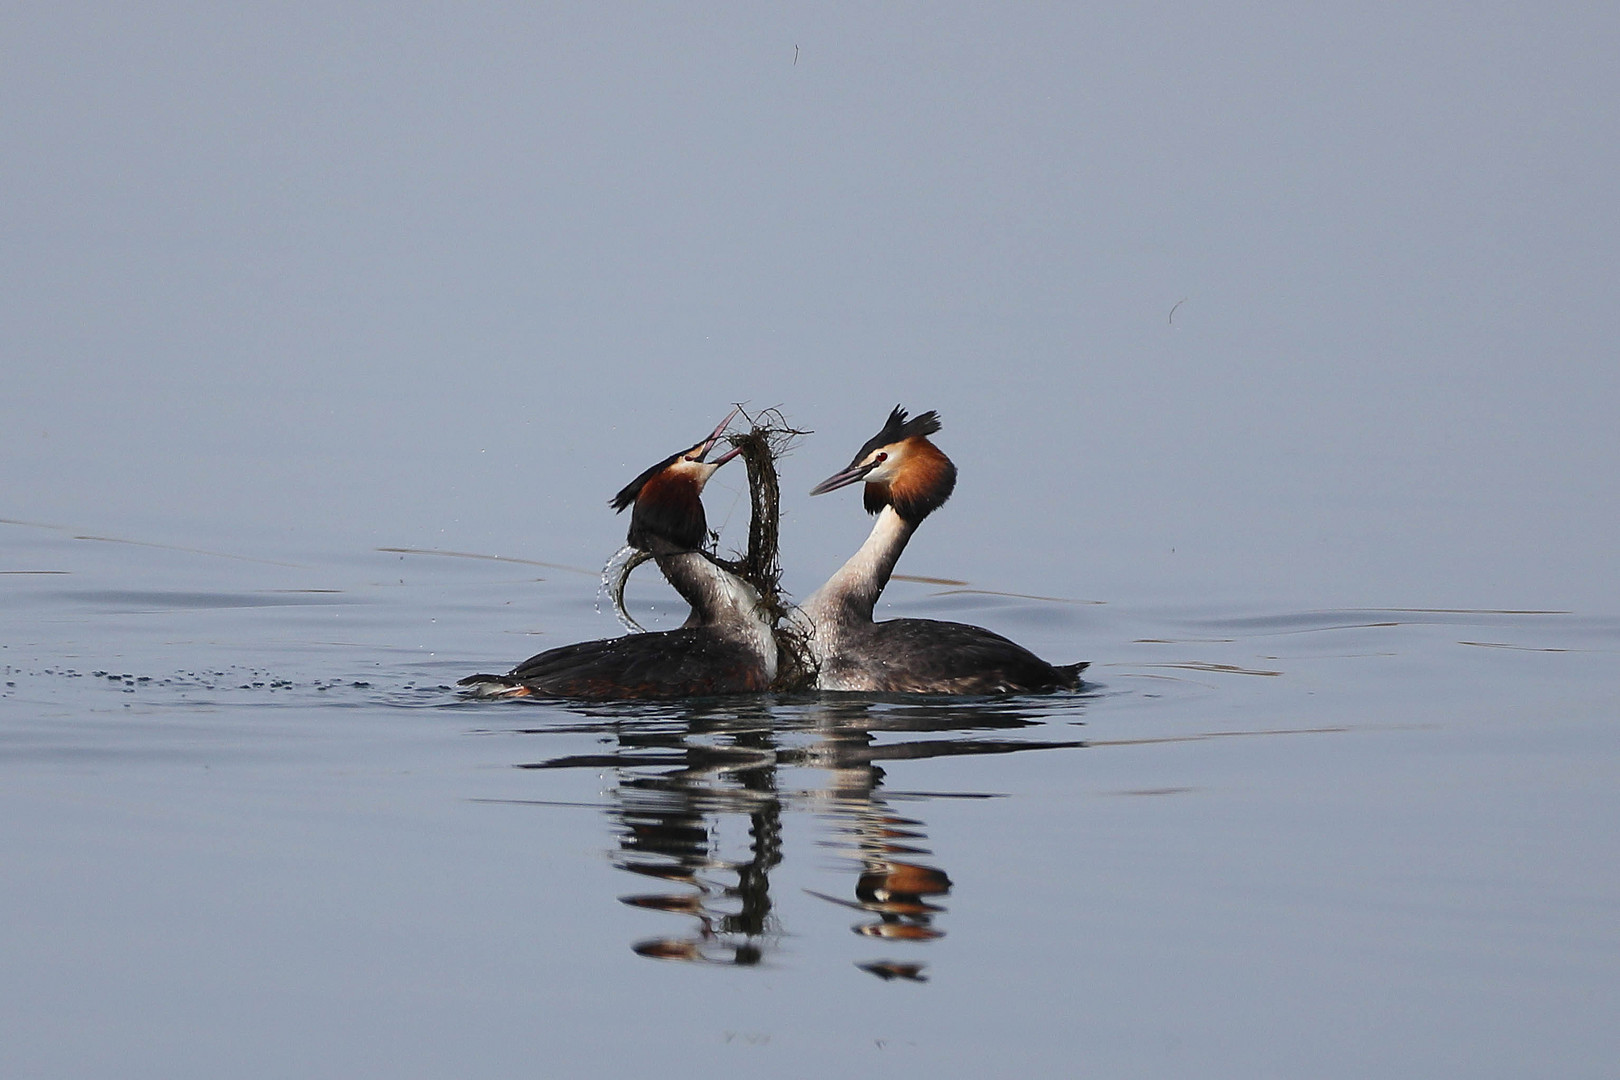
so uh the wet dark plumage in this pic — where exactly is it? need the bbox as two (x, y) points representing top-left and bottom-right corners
(815, 619), (1087, 695)
(459, 629), (773, 700)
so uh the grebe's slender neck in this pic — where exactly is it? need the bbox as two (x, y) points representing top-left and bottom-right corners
(657, 548), (772, 630)
(806, 505), (917, 625)
(656, 549), (778, 684)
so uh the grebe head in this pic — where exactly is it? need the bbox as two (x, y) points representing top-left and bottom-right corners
(610, 407), (744, 553)
(810, 404), (958, 522)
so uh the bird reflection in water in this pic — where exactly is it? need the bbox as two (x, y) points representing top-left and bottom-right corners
(613, 706), (783, 967)
(799, 715), (955, 963)
(515, 697), (1085, 977)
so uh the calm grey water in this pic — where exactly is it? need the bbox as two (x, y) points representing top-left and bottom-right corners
(4, 519), (1615, 1077)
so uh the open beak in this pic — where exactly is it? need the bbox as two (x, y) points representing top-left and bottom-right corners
(809, 459), (877, 495)
(693, 406), (742, 464)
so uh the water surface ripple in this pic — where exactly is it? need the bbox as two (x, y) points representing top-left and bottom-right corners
(3, 521), (1616, 1076)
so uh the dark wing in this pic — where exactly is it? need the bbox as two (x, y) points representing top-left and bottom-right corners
(842, 618), (1086, 694)
(461, 629), (769, 700)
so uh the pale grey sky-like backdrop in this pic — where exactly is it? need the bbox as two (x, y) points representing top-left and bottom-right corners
(5, 3), (1617, 609)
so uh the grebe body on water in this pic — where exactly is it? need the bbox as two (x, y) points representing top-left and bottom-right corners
(802, 406), (1086, 695)
(459, 412), (778, 700)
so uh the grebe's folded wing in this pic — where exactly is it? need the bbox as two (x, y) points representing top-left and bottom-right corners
(833, 618), (1087, 695)
(461, 628), (770, 700)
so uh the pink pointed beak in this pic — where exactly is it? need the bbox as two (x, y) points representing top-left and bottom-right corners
(809, 459), (878, 495)
(695, 406), (744, 466)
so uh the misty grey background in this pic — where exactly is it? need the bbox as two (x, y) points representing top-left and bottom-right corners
(5, 3), (1616, 610)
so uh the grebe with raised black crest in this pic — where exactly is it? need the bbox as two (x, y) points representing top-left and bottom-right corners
(802, 406), (1086, 694)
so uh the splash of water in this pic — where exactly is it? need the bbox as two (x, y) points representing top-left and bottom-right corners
(598, 544), (655, 633)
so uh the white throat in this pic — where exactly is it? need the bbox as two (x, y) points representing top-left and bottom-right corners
(803, 506), (916, 662)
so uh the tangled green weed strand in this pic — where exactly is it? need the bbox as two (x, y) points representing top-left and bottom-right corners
(714, 408), (816, 691)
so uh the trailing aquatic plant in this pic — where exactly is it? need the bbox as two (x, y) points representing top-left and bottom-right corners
(712, 407), (815, 692)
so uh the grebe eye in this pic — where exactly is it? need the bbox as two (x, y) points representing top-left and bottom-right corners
(875, 452), (888, 464)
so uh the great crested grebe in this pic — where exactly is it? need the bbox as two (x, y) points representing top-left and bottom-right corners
(459, 410), (778, 699)
(802, 406), (1087, 694)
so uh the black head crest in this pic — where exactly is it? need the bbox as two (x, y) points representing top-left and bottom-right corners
(609, 450), (683, 514)
(853, 405), (942, 463)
